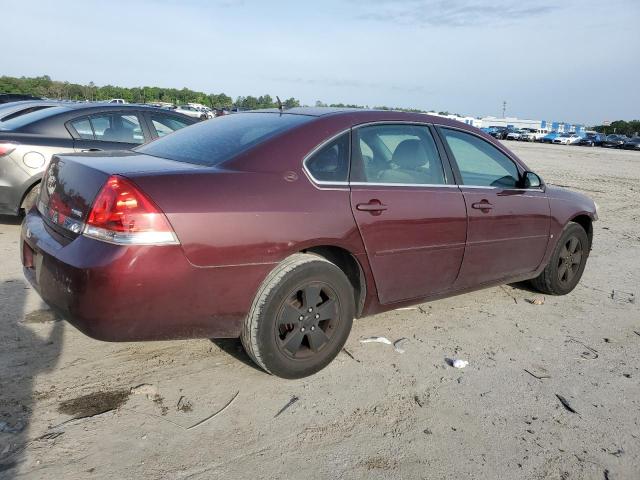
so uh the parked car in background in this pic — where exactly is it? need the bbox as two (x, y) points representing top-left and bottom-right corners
(576, 132), (606, 147)
(487, 126), (514, 140)
(521, 128), (549, 142)
(0, 104), (196, 215)
(173, 104), (210, 120)
(21, 108), (597, 378)
(506, 129), (528, 141)
(541, 132), (562, 143)
(0, 100), (61, 122)
(602, 134), (628, 148)
(622, 136), (640, 150)
(553, 134), (582, 145)
(108, 99), (127, 104)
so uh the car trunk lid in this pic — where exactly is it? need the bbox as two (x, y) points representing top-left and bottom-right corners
(38, 151), (201, 238)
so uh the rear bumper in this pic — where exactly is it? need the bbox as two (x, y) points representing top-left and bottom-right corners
(21, 210), (271, 341)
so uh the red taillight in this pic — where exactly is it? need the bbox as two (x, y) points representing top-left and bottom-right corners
(0, 142), (17, 157)
(84, 176), (178, 245)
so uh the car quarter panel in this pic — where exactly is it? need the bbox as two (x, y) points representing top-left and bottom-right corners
(22, 211), (267, 340)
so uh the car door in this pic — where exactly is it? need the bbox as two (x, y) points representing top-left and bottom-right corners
(436, 126), (550, 287)
(68, 111), (149, 152)
(349, 123), (467, 305)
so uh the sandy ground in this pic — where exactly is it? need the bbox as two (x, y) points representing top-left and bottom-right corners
(0, 142), (638, 480)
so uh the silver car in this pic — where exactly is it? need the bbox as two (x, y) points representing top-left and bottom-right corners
(0, 103), (196, 215)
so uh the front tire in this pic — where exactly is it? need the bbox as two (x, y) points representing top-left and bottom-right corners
(530, 222), (589, 295)
(241, 253), (355, 379)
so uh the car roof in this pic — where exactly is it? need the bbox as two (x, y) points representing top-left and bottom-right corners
(244, 107), (480, 128)
(0, 103), (195, 137)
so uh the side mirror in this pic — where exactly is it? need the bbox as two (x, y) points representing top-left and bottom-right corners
(522, 171), (543, 189)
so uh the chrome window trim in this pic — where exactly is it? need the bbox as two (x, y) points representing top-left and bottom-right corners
(350, 181), (457, 188)
(302, 121), (546, 192)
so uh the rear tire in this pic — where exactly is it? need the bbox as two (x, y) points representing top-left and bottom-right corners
(241, 253), (355, 379)
(530, 222), (589, 295)
(20, 183), (40, 215)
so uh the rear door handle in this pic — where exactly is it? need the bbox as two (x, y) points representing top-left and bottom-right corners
(471, 200), (493, 211)
(356, 200), (388, 215)
(81, 148), (102, 152)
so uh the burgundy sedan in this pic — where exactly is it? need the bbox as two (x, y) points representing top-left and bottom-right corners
(21, 108), (597, 378)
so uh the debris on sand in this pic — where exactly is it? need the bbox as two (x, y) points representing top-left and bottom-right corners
(393, 338), (409, 354)
(342, 348), (360, 363)
(567, 338), (599, 360)
(177, 396), (193, 413)
(526, 297), (545, 305)
(449, 359), (468, 369)
(360, 336), (392, 345)
(274, 395), (299, 418)
(57, 389), (130, 420)
(610, 290), (635, 304)
(186, 391), (239, 430)
(130, 384), (159, 399)
(555, 394), (578, 414)
(524, 368), (551, 380)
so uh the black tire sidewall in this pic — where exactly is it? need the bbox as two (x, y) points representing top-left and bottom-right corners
(256, 260), (354, 379)
(547, 223), (589, 295)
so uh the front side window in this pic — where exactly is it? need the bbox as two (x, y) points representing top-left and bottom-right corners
(353, 124), (446, 185)
(89, 113), (144, 144)
(151, 114), (190, 137)
(305, 133), (349, 182)
(440, 128), (519, 188)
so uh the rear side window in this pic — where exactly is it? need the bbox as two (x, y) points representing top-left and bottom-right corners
(70, 113), (144, 144)
(305, 133), (350, 182)
(136, 112), (313, 166)
(150, 114), (191, 137)
(440, 128), (519, 188)
(70, 118), (93, 140)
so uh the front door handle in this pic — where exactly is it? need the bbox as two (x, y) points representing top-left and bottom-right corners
(356, 199), (388, 215)
(471, 200), (493, 211)
(81, 148), (102, 152)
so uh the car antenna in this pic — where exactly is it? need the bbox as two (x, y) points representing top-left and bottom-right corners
(276, 96), (283, 114)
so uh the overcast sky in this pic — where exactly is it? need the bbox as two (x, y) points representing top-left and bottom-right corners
(5, 0), (639, 124)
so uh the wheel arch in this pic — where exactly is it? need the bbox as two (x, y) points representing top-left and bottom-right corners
(301, 245), (367, 318)
(20, 178), (41, 209)
(569, 214), (593, 248)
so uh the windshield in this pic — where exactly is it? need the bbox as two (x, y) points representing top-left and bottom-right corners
(136, 112), (314, 166)
(0, 106), (71, 131)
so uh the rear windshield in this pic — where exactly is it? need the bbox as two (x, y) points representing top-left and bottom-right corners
(0, 106), (71, 131)
(136, 112), (314, 166)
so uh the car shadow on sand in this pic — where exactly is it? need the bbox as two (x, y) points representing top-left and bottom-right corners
(209, 338), (263, 372)
(0, 279), (64, 478)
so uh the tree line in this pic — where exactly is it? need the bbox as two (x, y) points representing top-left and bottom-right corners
(0, 75), (300, 110)
(591, 120), (640, 137)
(1, 75), (440, 114)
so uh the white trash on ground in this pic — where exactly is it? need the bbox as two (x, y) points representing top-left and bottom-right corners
(360, 336), (392, 345)
(393, 338), (409, 354)
(452, 359), (469, 369)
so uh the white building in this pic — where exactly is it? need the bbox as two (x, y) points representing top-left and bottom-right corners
(479, 116), (585, 134)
